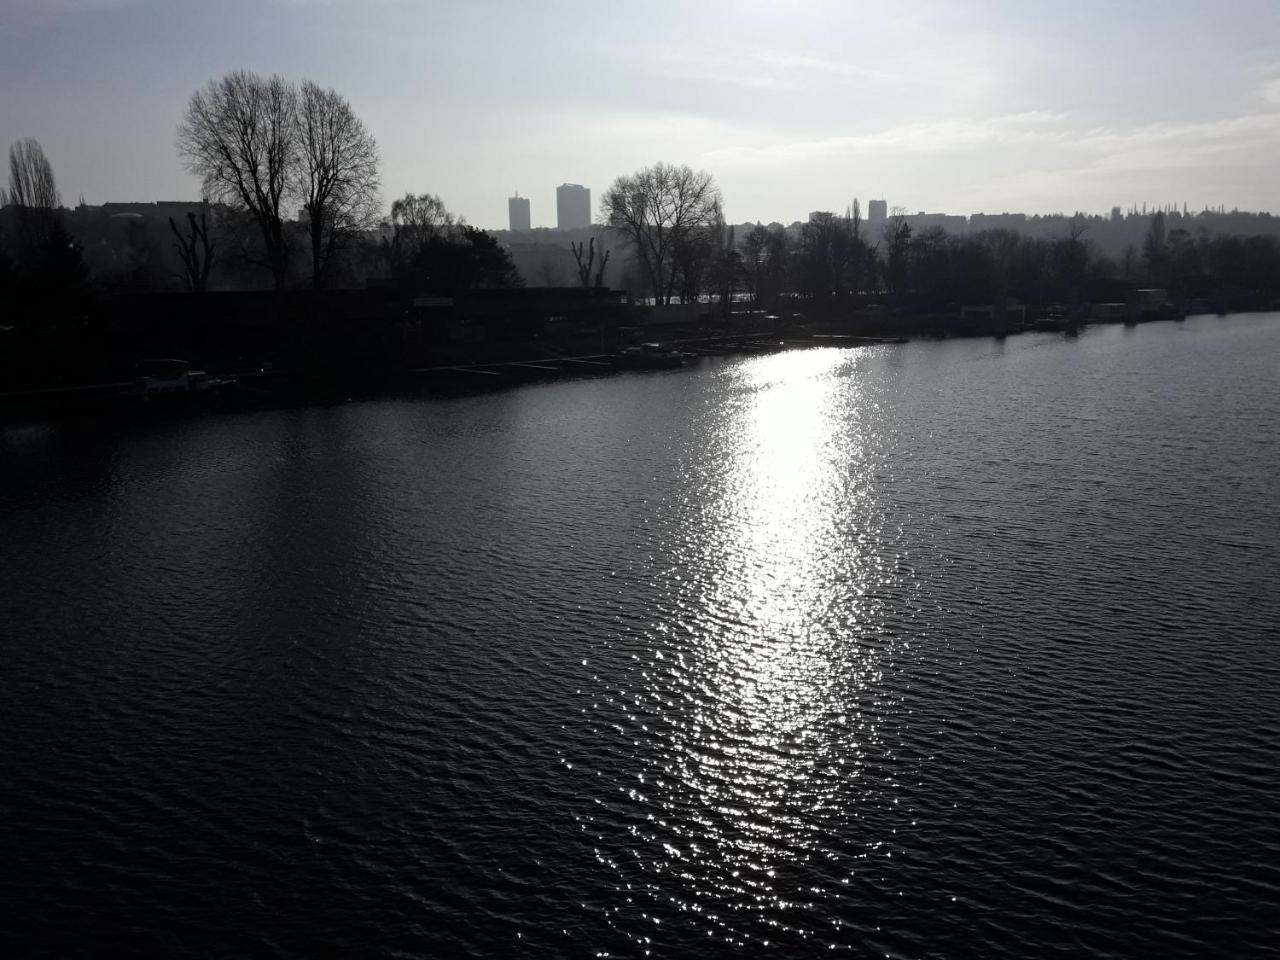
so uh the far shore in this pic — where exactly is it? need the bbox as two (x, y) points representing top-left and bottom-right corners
(3, 297), (1271, 427)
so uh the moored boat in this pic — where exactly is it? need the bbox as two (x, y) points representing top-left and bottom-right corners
(119, 358), (235, 411)
(1125, 288), (1185, 324)
(613, 342), (686, 371)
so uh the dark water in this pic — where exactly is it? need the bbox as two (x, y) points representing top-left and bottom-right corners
(2, 315), (1278, 958)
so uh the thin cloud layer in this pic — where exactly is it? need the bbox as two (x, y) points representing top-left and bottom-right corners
(2, 0), (1278, 223)
(7, 0), (139, 12)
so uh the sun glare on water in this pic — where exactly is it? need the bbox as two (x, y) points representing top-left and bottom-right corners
(593, 348), (903, 948)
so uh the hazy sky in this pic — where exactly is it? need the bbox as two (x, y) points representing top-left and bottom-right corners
(2, 0), (1278, 228)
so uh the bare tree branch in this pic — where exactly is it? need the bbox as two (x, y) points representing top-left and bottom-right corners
(296, 80), (380, 289)
(177, 71), (298, 289)
(6, 137), (61, 261)
(384, 193), (453, 275)
(600, 163), (721, 305)
(169, 201), (217, 291)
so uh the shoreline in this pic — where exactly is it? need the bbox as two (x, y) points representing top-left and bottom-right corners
(0, 311), (1266, 428)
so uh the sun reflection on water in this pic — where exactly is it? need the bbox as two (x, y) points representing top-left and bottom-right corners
(586, 348), (905, 949)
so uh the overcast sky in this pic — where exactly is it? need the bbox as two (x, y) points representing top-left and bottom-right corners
(2, 0), (1278, 228)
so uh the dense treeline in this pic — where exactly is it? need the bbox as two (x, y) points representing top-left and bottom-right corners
(661, 205), (1280, 316)
(379, 193), (522, 295)
(4, 135), (1280, 338)
(0, 110), (528, 398)
(1, 107), (521, 329)
(172, 71), (519, 295)
(0, 138), (90, 330)
(177, 71), (380, 290)
(592, 165), (1280, 315)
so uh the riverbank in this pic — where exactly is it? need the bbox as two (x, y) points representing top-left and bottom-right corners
(0, 331), (902, 424)
(0, 288), (1263, 426)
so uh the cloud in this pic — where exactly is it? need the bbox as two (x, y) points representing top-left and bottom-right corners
(705, 111), (1074, 164)
(643, 44), (897, 92)
(706, 108), (1280, 176)
(745, 49), (899, 86)
(0, 0), (136, 36)
(1074, 113), (1280, 171)
(268, 0), (404, 5)
(7, 0), (139, 12)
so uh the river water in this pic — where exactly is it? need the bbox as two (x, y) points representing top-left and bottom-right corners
(2, 315), (1278, 958)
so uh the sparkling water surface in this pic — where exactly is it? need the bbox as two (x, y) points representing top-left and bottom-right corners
(2, 315), (1278, 957)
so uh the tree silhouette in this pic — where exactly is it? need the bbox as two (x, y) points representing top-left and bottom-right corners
(601, 162), (721, 304)
(297, 81), (380, 289)
(5, 138), (61, 262)
(178, 71), (297, 289)
(383, 194), (522, 295)
(1142, 211), (1169, 286)
(570, 236), (611, 289)
(882, 212), (912, 299)
(384, 193), (453, 277)
(169, 202), (217, 292)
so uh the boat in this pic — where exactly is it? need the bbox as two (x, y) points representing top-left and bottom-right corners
(1125, 289), (1185, 324)
(1088, 302), (1128, 323)
(613, 342), (686, 371)
(1031, 303), (1084, 333)
(119, 358), (235, 411)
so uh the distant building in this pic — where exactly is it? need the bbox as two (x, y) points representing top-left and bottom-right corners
(556, 183), (591, 230)
(508, 194), (531, 232)
(969, 212), (1028, 231)
(867, 199), (887, 227)
(908, 212), (967, 232)
(94, 201), (207, 219)
(1111, 206), (1123, 223)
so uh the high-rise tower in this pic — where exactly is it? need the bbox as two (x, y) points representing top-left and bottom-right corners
(508, 194), (531, 232)
(556, 183), (591, 230)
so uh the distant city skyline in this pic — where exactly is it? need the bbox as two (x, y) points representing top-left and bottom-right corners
(38, 188), (1280, 231)
(3, 0), (1279, 228)
(54, 193), (1280, 239)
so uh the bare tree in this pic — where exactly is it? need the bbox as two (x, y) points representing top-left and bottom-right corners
(169, 201), (217, 292)
(847, 199), (864, 297)
(882, 208), (912, 298)
(570, 235), (610, 288)
(5, 137), (62, 259)
(742, 223), (768, 310)
(1142, 210), (1168, 284)
(296, 81), (380, 289)
(5, 138), (60, 211)
(987, 228), (1022, 302)
(1120, 242), (1138, 282)
(740, 223), (789, 311)
(384, 192), (453, 274)
(600, 162), (722, 305)
(671, 213), (718, 304)
(708, 216), (741, 319)
(1057, 212), (1091, 305)
(178, 71), (298, 289)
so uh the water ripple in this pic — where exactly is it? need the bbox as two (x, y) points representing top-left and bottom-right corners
(2, 316), (1279, 957)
